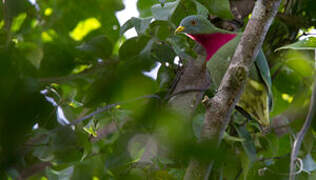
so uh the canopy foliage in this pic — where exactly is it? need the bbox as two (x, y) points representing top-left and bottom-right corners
(0, 0), (315, 179)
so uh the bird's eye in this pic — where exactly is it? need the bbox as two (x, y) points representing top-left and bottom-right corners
(191, 20), (197, 26)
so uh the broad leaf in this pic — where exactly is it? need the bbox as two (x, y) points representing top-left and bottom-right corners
(235, 125), (257, 163)
(196, 0), (233, 19)
(151, 0), (180, 21)
(120, 17), (152, 36)
(193, 0), (209, 16)
(76, 35), (113, 59)
(276, 37), (316, 51)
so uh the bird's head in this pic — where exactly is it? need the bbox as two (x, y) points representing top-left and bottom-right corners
(175, 15), (218, 35)
(174, 15), (237, 62)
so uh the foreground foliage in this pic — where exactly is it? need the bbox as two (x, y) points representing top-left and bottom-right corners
(0, 0), (315, 179)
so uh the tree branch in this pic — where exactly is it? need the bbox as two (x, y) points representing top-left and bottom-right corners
(290, 78), (316, 180)
(184, 0), (281, 179)
(168, 52), (210, 117)
(70, 94), (161, 125)
(202, 0), (281, 140)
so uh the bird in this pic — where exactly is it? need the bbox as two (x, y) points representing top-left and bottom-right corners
(175, 15), (273, 128)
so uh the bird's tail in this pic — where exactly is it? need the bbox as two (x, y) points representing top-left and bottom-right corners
(238, 79), (270, 128)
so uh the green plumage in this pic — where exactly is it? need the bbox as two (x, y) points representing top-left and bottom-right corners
(208, 34), (272, 127)
(176, 15), (273, 128)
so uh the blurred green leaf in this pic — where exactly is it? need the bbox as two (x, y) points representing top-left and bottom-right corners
(119, 36), (151, 61)
(151, 0), (180, 21)
(17, 42), (43, 69)
(10, 12), (27, 32)
(120, 17), (152, 36)
(193, 0), (209, 16)
(76, 35), (113, 59)
(149, 20), (171, 40)
(195, 0), (233, 19)
(0, 0), (315, 179)
(152, 42), (176, 62)
(69, 18), (101, 41)
(235, 125), (257, 163)
(276, 37), (316, 51)
(46, 166), (74, 180)
(137, 0), (158, 17)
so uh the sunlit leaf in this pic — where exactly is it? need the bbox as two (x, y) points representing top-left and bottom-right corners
(281, 93), (294, 103)
(11, 12), (27, 32)
(41, 29), (57, 42)
(69, 18), (101, 41)
(44, 8), (53, 16)
(0, 20), (4, 29)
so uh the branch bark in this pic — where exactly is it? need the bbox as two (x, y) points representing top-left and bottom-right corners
(184, 0), (281, 179)
(168, 51), (210, 117)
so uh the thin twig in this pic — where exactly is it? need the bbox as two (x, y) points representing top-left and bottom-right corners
(165, 88), (209, 100)
(70, 94), (161, 125)
(290, 78), (316, 180)
(39, 60), (118, 83)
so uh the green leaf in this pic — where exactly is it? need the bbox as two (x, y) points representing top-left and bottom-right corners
(17, 42), (43, 69)
(46, 166), (74, 180)
(196, 0), (233, 19)
(193, 0), (209, 16)
(151, 0), (180, 21)
(76, 35), (113, 59)
(168, 35), (196, 60)
(69, 18), (101, 41)
(119, 36), (151, 61)
(235, 125), (257, 163)
(120, 17), (153, 36)
(148, 20), (171, 40)
(170, 0), (196, 25)
(11, 12), (27, 32)
(137, 0), (157, 17)
(152, 42), (176, 63)
(40, 42), (76, 77)
(276, 37), (316, 51)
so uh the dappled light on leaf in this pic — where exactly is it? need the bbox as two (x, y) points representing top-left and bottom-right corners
(69, 18), (101, 41)
(281, 93), (294, 103)
(44, 8), (53, 16)
(11, 12), (27, 32)
(41, 29), (57, 42)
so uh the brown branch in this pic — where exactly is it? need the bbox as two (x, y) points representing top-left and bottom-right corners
(184, 0), (281, 179)
(168, 51), (210, 117)
(290, 78), (316, 180)
(70, 94), (161, 125)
